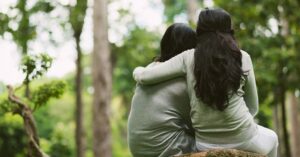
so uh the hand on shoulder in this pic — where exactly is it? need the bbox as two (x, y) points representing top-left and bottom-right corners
(133, 67), (145, 82)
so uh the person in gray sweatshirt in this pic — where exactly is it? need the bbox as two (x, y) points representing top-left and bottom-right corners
(128, 23), (197, 157)
(133, 8), (278, 157)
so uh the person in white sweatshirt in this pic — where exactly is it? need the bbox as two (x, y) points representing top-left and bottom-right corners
(128, 23), (197, 157)
(133, 8), (278, 157)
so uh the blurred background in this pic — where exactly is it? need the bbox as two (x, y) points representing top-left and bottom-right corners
(0, 0), (299, 157)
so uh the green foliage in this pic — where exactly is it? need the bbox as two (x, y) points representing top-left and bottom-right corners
(34, 90), (75, 139)
(13, 0), (35, 54)
(0, 113), (27, 157)
(163, 0), (186, 23)
(0, 13), (10, 35)
(21, 54), (53, 84)
(31, 80), (66, 110)
(0, 54), (66, 156)
(162, 0), (202, 23)
(48, 122), (74, 157)
(214, 0), (300, 100)
(111, 97), (131, 157)
(49, 140), (73, 157)
(0, 96), (16, 114)
(69, 0), (88, 35)
(1, 1), (73, 157)
(2, 0), (54, 54)
(30, 1), (54, 14)
(112, 26), (159, 104)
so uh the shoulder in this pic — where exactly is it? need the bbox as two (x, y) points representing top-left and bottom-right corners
(240, 49), (250, 57)
(182, 48), (195, 56)
(181, 48), (195, 64)
(146, 62), (159, 68)
(240, 50), (253, 72)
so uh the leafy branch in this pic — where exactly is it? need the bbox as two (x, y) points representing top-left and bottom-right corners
(0, 54), (66, 157)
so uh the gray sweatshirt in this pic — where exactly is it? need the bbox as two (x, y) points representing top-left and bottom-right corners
(133, 49), (259, 145)
(128, 64), (196, 157)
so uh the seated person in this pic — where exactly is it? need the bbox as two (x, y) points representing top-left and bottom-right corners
(128, 23), (197, 157)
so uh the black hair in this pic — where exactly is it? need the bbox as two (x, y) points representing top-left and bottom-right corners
(156, 23), (196, 62)
(194, 8), (243, 111)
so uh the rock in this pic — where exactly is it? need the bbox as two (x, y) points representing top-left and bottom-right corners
(174, 149), (266, 157)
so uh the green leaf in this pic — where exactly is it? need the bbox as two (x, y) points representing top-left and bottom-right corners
(31, 80), (66, 110)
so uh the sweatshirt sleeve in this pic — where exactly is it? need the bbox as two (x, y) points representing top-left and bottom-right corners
(133, 50), (191, 85)
(243, 54), (259, 117)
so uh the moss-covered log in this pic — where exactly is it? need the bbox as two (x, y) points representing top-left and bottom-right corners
(174, 149), (266, 157)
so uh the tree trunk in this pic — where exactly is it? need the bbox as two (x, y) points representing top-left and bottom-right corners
(279, 75), (291, 157)
(17, 0), (31, 98)
(272, 98), (283, 157)
(92, 0), (112, 156)
(75, 36), (85, 157)
(289, 93), (300, 157)
(186, 0), (198, 25)
(25, 82), (30, 98)
(278, 6), (291, 155)
(7, 85), (49, 157)
(70, 0), (88, 156)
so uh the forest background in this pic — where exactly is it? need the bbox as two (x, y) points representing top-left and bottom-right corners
(0, 0), (300, 157)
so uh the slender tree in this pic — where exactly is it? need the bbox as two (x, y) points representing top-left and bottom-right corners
(289, 93), (300, 157)
(69, 1), (88, 157)
(92, 0), (112, 156)
(277, 5), (291, 156)
(186, 0), (198, 25)
(16, 0), (32, 98)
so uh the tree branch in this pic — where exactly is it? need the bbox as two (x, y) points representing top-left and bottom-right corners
(7, 85), (49, 157)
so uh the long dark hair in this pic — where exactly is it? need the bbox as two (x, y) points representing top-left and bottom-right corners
(194, 8), (243, 111)
(156, 23), (196, 62)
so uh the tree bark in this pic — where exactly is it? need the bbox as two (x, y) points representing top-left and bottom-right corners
(186, 0), (198, 25)
(279, 78), (290, 157)
(278, 6), (291, 156)
(272, 98), (283, 157)
(7, 85), (49, 157)
(290, 93), (300, 157)
(70, 1), (88, 156)
(92, 0), (112, 156)
(75, 35), (86, 157)
(25, 82), (30, 98)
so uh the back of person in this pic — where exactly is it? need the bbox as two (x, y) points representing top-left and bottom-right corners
(128, 77), (195, 157)
(128, 23), (197, 157)
(182, 49), (257, 144)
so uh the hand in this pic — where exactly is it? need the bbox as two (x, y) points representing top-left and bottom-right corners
(133, 67), (145, 82)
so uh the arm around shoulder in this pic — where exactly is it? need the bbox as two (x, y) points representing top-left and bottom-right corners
(132, 49), (193, 85)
